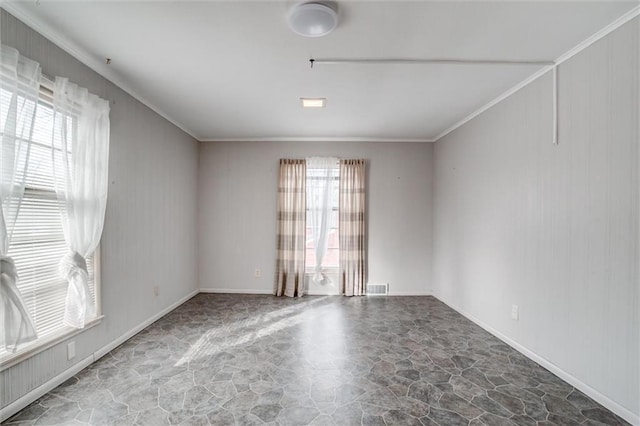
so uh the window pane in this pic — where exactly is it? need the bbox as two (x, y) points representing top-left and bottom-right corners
(305, 164), (339, 269)
(1, 88), (96, 356)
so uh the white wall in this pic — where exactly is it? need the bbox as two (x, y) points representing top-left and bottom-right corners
(433, 18), (639, 421)
(198, 141), (433, 296)
(1, 10), (199, 410)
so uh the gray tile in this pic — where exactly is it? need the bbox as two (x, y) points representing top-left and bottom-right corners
(461, 368), (494, 390)
(438, 392), (484, 419)
(382, 410), (422, 426)
(250, 404), (283, 422)
(235, 413), (264, 426)
(566, 390), (598, 410)
(542, 394), (585, 422)
(205, 408), (235, 425)
(486, 390), (525, 415)
(334, 384), (366, 406)
(407, 381), (440, 405)
(471, 395), (513, 418)
(88, 400), (129, 425)
(279, 405), (320, 426)
(478, 412), (517, 425)
(329, 402), (361, 426)
(308, 414), (335, 425)
(582, 407), (628, 425)
(33, 402), (81, 425)
(427, 407), (469, 426)
(4, 403), (48, 422)
(7, 295), (629, 426)
(133, 407), (170, 425)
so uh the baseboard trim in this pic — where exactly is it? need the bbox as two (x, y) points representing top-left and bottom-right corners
(306, 291), (340, 296)
(198, 288), (432, 297)
(0, 289), (199, 423)
(432, 294), (639, 426)
(93, 290), (199, 360)
(0, 354), (94, 422)
(199, 287), (273, 295)
(387, 291), (432, 296)
(10, 289), (633, 424)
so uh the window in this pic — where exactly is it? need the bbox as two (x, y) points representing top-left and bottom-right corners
(305, 162), (339, 270)
(0, 81), (97, 361)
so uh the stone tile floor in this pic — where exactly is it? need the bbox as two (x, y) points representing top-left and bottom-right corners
(4, 294), (630, 425)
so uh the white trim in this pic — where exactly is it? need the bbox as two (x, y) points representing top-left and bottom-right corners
(432, 65), (554, 141)
(306, 290), (340, 296)
(553, 5), (640, 65)
(433, 6), (640, 142)
(552, 65), (558, 145)
(0, 316), (104, 372)
(198, 288), (433, 296)
(93, 290), (199, 361)
(199, 137), (435, 143)
(0, 289), (199, 422)
(1, 243), (104, 372)
(312, 58), (554, 67)
(432, 294), (640, 426)
(0, 354), (94, 422)
(1, 2), (201, 142)
(5, 3), (636, 146)
(387, 290), (432, 296)
(199, 287), (273, 295)
(3, 288), (637, 424)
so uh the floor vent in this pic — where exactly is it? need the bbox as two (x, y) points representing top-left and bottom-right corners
(366, 283), (389, 296)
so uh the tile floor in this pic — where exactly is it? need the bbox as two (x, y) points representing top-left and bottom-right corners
(4, 294), (630, 425)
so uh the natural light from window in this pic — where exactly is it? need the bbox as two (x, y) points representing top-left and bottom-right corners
(305, 165), (339, 270)
(0, 85), (96, 359)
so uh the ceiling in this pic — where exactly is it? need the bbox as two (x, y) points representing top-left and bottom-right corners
(4, 1), (639, 142)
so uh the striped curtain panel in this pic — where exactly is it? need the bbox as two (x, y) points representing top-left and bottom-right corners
(339, 159), (367, 296)
(274, 159), (306, 297)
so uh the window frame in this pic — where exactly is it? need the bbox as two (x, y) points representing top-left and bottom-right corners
(0, 76), (103, 371)
(305, 162), (340, 273)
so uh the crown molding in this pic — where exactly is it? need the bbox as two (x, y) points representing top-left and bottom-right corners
(431, 65), (554, 142)
(554, 4), (640, 65)
(1, 2), (201, 141)
(199, 136), (435, 143)
(4, 2), (637, 145)
(432, 5), (640, 142)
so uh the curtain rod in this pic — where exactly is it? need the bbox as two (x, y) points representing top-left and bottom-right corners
(309, 58), (555, 68)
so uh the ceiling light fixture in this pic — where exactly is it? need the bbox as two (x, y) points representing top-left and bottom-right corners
(288, 3), (338, 37)
(301, 98), (326, 108)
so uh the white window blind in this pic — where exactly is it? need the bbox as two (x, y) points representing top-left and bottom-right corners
(0, 83), (96, 357)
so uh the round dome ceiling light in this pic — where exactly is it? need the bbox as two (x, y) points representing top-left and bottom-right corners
(288, 2), (338, 37)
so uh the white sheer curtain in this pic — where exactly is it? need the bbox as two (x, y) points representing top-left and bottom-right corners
(0, 45), (39, 351)
(52, 77), (110, 329)
(306, 157), (337, 284)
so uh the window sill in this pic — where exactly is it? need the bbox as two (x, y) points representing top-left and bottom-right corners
(0, 315), (104, 372)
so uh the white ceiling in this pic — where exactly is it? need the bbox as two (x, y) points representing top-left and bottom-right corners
(5, 1), (639, 142)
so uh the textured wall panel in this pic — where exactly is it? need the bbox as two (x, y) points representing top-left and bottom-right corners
(198, 141), (434, 296)
(434, 18), (639, 417)
(1, 10), (199, 408)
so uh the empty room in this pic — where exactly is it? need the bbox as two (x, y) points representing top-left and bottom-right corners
(0, 1), (638, 425)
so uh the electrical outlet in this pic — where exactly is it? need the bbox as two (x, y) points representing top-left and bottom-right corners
(67, 341), (76, 360)
(511, 305), (519, 321)
(153, 286), (160, 297)
(254, 269), (261, 278)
